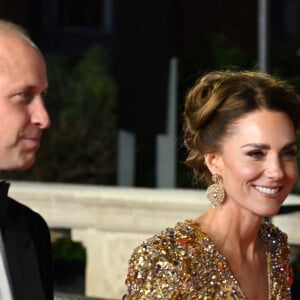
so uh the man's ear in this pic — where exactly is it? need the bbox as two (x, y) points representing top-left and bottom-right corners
(204, 152), (223, 175)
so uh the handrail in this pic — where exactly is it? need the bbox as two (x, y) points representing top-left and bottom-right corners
(278, 204), (300, 214)
(54, 292), (112, 300)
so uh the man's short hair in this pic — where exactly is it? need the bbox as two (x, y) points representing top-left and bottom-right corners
(0, 19), (36, 47)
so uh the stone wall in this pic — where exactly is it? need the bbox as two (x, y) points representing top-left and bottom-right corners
(8, 181), (300, 299)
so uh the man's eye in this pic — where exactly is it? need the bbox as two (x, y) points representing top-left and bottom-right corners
(17, 91), (33, 103)
(20, 91), (31, 98)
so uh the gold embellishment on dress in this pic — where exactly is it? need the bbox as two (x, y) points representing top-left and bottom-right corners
(125, 220), (292, 299)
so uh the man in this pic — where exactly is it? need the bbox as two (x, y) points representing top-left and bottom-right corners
(0, 20), (53, 299)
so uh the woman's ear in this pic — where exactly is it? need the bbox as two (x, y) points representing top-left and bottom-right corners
(204, 152), (223, 175)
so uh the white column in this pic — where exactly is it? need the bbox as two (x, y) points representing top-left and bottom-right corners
(156, 57), (178, 188)
(102, 0), (113, 33)
(258, 0), (270, 73)
(117, 130), (135, 186)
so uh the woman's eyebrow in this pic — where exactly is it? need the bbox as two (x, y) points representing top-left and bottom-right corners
(240, 141), (297, 149)
(240, 143), (270, 149)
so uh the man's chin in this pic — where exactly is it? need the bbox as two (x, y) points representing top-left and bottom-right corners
(10, 157), (36, 171)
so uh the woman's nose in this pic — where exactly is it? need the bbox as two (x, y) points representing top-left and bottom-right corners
(265, 157), (284, 180)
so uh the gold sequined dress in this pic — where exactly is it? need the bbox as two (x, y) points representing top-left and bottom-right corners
(125, 220), (292, 299)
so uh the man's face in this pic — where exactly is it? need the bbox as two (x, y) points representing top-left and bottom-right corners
(0, 35), (50, 171)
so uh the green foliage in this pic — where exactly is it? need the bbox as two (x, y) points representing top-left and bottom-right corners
(292, 134), (300, 194)
(52, 237), (86, 263)
(9, 44), (117, 184)
(293, 255), (300, 273)
(210, 33), (254, 69)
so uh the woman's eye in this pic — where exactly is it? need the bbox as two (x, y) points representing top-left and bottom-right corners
(246, 150), (264, 158)
(282, 149), (297, 158)
(41, 90), (47, 99)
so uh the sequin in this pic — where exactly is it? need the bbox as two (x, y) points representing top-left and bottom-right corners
(125, 220), (292, 299)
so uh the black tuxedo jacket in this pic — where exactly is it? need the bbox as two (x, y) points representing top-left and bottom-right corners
(0, 182), (53, 300)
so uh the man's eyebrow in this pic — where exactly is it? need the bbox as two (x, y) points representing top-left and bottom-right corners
(15, 84), (39, 91)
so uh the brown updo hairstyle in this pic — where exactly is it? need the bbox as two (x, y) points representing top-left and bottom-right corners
(183, 70), (300, 185)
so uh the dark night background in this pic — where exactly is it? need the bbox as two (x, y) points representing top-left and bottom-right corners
(1, 0), (299, 188)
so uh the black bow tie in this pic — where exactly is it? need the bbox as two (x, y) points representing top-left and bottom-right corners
(0, 181), (9, 226)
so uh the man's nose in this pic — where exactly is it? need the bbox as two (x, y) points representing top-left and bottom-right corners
(30, 97), (51, 129)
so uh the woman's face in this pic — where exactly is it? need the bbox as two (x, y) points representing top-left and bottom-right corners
(214, 109), (298, 217)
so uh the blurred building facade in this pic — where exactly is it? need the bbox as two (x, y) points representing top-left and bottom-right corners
(1, 0), (299, 135)
(0, 0), (299, 188)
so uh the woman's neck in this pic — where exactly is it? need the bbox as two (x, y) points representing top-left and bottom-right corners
(194, 204), (264, 260)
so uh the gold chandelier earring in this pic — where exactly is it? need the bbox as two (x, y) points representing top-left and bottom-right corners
(206, 173), (225, 207)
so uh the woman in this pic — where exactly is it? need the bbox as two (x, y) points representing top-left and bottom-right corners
(124, 70), (300, 299)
